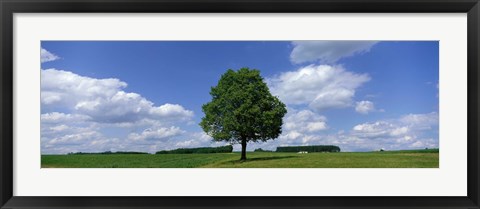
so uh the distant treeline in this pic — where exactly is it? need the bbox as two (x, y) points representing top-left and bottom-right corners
(254, 148), (273, 152)
(67, 151), (148, 155)
(378, 148), (439, 153)
(276, 145), (341, 153)
(156, 145), (233, 154)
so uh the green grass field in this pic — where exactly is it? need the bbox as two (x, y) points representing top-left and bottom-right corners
(41, 149), (439, 168)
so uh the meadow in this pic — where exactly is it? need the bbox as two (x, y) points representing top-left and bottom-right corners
(41, 149), (439, 168)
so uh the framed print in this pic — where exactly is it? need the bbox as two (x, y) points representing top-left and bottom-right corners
(1, 0), (479, 208)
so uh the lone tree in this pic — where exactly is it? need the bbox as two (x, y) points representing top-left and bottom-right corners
(200, 68), (287, 161)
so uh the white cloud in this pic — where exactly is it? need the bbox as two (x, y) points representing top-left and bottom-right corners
(268, 65), (370, 111)
(355, 100), (376, 114)
(306, 122), (328, 132)
(41, 48), (60, 63)
(40, 111), (174, 154)
(128, 126), (185, 141)
(245, 111), (439, 152)
(41, 120), (207, 154)
(352, 121), (408, 138)
(349, 112), (439, 150)
(390, 127), (409, 136)
(49, 124), (69, 132)
(48, 131), (102, 145)
(283, 108), (328, 133)
(353, 112), (438, 137)
(150, 103), (194, 119)
(41, 112), (100, 145)
(173, 132), (227, 148)
(42, 69), (127, 106)
(41, 112), (91, 123)
(41, 118), (130, 154)
(400, 112), (439, 129)
(42, 131), (123, 154)
(41, 69), (193, 123)
(41, 111), (199, 154)
(290, 41), (378, 64)
(41, 68), (197, 154)
(283, 131), (303, 140)
(242, 108), (328, 151)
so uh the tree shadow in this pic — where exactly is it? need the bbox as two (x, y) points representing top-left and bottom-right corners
(228, 156), (298, 164)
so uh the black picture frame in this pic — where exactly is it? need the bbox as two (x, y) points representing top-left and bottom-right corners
(1, 0), (479, 208)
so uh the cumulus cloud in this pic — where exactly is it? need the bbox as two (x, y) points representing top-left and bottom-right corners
(48, 131), (103, 145)
(41, 48), (60, 63)
(173, 132), (228, 149)
(283, 108), (328, 133)
(268, 65), (370, 111)
(128, 126), (185, 141)
(41, 68), (197, 154)
(41, 116), (123, 154)
(150, 103), (195, 119)
(355, 100), (375, 114)
(41, 69), (193, 124)
(41, 112), (91, 123)
(41, 112), (99, 143)
(40, 117), (196, 155)
(245, 112), (439, 152)
(41, 111), (208, 154)
(42, 132), (123, 154)
(49, 124), (69, 132)
(400, 112), (439, 130)
(290, 41), (378, 64)
(352, 121), (407, 138)
(242, 108), (328, 151)
(350, 112), (439, 150)
(42, 127), (223, 154)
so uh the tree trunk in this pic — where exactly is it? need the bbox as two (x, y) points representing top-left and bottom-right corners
(240, 137), (247, 161)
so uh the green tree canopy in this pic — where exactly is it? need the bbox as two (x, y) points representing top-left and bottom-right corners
(200, 68), (287, 160)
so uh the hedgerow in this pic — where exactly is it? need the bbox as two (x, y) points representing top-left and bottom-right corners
(156, 145), (233, 154)
(276, 145), (341, 153)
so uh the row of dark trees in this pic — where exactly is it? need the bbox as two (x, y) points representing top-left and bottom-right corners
(276, 145), (341, 153)
(65, 145), (341, 156)
(155, 145), (233, 154)
(155, 145), (340, 154)
(67, 151), (148, 155)
(253, 148), (273, 152)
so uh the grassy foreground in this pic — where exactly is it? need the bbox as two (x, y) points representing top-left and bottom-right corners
(41, 149), (439, 168)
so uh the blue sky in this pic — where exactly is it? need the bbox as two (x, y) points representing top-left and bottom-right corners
(40, 41), (439, 154)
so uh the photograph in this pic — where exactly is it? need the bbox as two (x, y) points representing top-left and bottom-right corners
(2, 1), (477, 208)
(40, 40), (439, 168)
